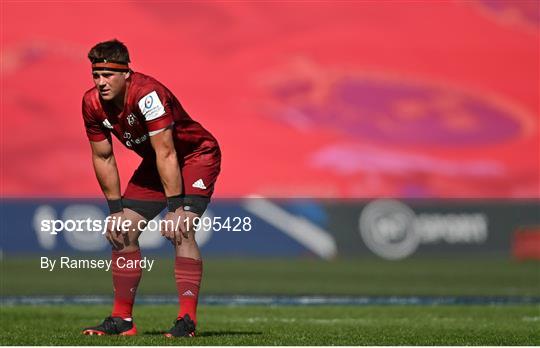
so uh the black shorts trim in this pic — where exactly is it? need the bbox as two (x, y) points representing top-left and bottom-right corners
(182, 195), (211, 215)
(122, 195), (211, 220)
(122, 198), (165, 221)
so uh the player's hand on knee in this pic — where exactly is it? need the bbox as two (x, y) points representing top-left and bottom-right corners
(105, 211), (127, 250)
(173, 209), (190, 246)
(180, 211), (199, 239)
(163, 208), (189, 246)
(177, 209), (191, 241)
(162, 211), (179, 244)
(162, 209), (198, 246)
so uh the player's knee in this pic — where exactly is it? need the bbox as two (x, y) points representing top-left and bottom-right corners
(186, 231), (197, 243)
(107, 229), (140, 251)
(175, 232), (197, 249)
(115, 244), (140, 253)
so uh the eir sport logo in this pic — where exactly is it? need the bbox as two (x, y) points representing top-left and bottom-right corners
(358, 199), (488, 260)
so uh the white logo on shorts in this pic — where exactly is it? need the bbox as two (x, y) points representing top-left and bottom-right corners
(192, 179), (207, 190)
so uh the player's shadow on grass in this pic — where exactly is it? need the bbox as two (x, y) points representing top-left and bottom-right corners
(144, 330), (263, 337)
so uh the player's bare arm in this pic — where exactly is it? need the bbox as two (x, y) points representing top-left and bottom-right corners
(90, 139), (121, 200)
(89, 139), (127, 249)
(149, 127), (182, 197)
(148, 127), (188, 244)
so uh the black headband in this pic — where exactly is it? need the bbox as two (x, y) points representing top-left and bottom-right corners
(91, 60), (130, 72)
(91, 58), (129, 65)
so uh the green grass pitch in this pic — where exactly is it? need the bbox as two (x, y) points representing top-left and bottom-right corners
(1, 305), (539, 345)
(1, 257), (539, 345)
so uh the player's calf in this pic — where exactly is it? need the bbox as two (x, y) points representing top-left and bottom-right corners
(100, 209), (146, 332)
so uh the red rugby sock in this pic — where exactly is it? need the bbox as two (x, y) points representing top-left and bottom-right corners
(111, 249), (142, 319)
(175, 257), (202, 324)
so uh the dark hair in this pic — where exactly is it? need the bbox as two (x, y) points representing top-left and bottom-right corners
(87, 39), (130, 64)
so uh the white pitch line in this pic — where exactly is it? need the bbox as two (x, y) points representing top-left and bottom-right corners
(219, 317), (371, 324)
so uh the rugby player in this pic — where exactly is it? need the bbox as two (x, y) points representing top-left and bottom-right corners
(80, 39), (221, 337)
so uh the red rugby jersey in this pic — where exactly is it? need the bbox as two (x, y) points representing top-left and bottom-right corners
(82, 72), (219, 160)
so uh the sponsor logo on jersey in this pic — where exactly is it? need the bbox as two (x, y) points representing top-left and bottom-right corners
(134, 134), (148, 144)
(123, 132), (148, 148)
(102, 119), (114, 129)
(138, 91), (165, 121)
(192, 179), (207, 190)
(123, 132), (132, 147)
(145, 95), (153, 108)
